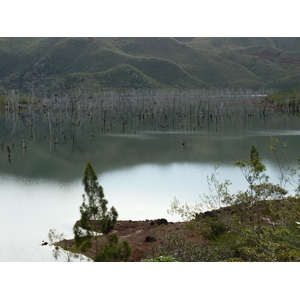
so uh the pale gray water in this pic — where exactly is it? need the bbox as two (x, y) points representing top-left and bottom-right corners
(0, 94), (300, 261)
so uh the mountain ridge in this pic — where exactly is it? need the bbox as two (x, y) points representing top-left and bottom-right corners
(0, 37), (299, 94)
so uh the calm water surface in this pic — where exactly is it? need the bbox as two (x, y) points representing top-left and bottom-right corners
(0, 97), (300, 261)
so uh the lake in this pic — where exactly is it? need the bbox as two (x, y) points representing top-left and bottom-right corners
(0, 91), (299, 261)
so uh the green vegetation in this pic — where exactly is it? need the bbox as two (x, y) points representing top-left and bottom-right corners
(0, 37), (300, 95)
(50, 162), (131, 262)
(48, 229), (90, 262)
(0, 95), (5, 105)
(264, 89), (300, 106)
(0, 88), (41, 106)
(73, 162), (118, 252)
(142, 256), (181, 262)
(94, 235), (131, 262)
(162, 137), (300, 262)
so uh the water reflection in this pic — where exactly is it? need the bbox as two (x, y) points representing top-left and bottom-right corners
(1, 128), (300, 181)
(1, 94), (300, 261)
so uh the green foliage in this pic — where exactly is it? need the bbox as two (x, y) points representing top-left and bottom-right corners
(79, 161), (118, 236)
(94, 240), (132, 262)
(146, 229), (237, 262)
(142, 256), (181, 262)
(231, 145), (288, 211)
(203, 219), (229, 241)
(0, 95), (5, 105)
(80, 240), (93, 253)
(234, 145), (267, 187)
(237, 241), (300, 262)
(264, 89), (300, 105)
(73, 161), (120, 259)
(0, 89), (40, 105)
(167, 197), (202, 221)
(118, 241), (132, 261)
(167, 141), (300, 261)
(73, 223), (91, 247)
(107, 234), (119, 244)
(48, 229), (90, 262)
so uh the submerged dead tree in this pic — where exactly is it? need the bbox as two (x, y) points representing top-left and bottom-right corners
(1, 88), (294, 157)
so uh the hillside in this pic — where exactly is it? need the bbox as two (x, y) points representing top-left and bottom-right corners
(187, 37), (300, 90)
(0, 37), (300, 94)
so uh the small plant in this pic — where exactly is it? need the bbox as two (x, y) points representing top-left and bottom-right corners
(48, 229), (90, 262)
(142, 255), (181, 262)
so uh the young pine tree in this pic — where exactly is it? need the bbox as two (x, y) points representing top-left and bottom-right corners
(73, 162), (118, 247)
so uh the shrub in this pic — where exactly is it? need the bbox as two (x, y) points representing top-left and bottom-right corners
(143, 256), (181, 262)
(94, 240), (132, 262)
(80, 240), (92, 252)
(203, 220), (228, 241)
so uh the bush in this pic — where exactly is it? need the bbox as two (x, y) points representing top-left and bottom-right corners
(143, 256), (181, 262)
(107, 234), (119, 244)
(203, 220), (228, 241)
(80, 240), (92, 252)
(94, 240), (132, 262)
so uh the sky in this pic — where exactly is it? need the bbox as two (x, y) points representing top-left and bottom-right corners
(1, 0), (298, 37)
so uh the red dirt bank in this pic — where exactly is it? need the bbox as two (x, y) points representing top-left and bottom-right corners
(59, 219), (205, 262)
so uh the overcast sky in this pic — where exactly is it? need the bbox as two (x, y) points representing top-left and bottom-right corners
(1, 0), (298, 37)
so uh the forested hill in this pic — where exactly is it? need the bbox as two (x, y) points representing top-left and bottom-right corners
(0, 37), (300, 95)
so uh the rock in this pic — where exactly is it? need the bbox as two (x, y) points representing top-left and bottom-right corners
(145, 236), (157, 242)
(155, 218), (168, 225)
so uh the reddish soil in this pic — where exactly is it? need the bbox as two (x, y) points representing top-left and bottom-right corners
(58, 219), (205, 262)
